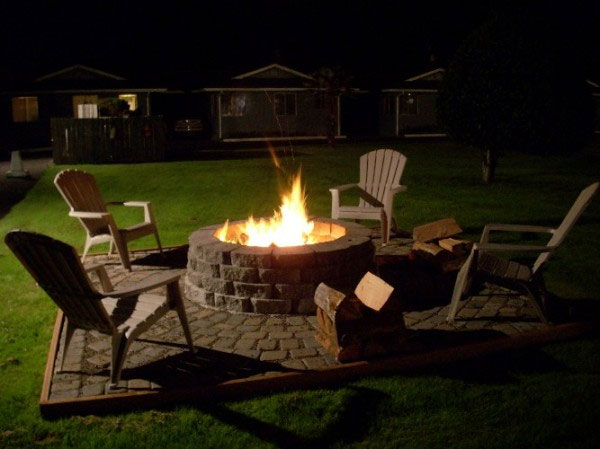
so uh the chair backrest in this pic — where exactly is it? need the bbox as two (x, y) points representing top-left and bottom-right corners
(5, 230), (114, 333)
(358, 149), (407, 208)
(54, 169), (109, 237)
(533, 181), (599, 274)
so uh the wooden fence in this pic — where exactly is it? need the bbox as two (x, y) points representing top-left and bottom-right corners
(51, 117), (167, 164)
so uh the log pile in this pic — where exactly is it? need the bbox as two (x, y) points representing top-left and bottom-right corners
(314, 272), (407, 362)
(411, 218), (473, 272)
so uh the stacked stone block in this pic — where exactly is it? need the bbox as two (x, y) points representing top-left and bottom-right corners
(185, 219), (374, 315)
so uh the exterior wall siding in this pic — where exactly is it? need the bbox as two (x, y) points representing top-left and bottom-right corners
(217, 91), (329, 139)
(379, 92), (440, 136)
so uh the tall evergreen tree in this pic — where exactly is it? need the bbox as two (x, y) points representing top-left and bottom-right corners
(437, 4), (595, 183)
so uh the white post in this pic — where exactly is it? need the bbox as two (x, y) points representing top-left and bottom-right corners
(5, 150), (29, 178)
(395, 94), (400, 137)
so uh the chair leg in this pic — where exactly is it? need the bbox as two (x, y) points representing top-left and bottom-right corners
(167, 281), (195, 353)
(110, 231), (131, 271)
(108, 240), (114, 256)
(59, 319), (77, 372)
(380, 210), (389, 245)
(110, 333), (132, 388)
(81, 236), (93, 263)
(524, 283), (549, 324)
(154, 229), (163, 255)
(447, 250), (476, 324)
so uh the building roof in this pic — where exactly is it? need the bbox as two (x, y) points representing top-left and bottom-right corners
(233, 63), (314, 81)
(34, 64), (126, 82)
(405, 68), (445, 82)
(381, 67), (445, 91)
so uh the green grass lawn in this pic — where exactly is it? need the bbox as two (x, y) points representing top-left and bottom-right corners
(0, 140), (599, 448)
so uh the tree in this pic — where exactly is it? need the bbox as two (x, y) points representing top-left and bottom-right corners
(310, 66), (354, 146)
(437, 5), (595, 183)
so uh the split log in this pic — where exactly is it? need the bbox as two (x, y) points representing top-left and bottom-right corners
(412, 241), (453, 264)
(354, 271), (394, 312)
(412, 218), (463, 243)
(314, 283), (363, 322)
(438, 238), (473, 256)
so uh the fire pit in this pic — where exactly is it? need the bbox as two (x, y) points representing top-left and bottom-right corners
(185, 218), (374, 314)
(185, 172), (375, 314)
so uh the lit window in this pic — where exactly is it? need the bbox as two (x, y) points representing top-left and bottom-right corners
(399, 93), (418, 115)
(118, 94), (138, 111)
(274, 93), (297, 116)
(72, 95), (99, 117)
(222, 93), (247, 116)
(11, 97), (39, 122)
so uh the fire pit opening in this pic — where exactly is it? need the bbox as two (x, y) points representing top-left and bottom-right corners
(185, 219), (374, 315)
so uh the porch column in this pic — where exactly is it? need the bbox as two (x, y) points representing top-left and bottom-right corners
(217, 93), (222, 140)
(395, 94), (400, 137)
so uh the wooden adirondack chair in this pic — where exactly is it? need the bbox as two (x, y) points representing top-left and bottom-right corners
(447, 182), (600, 324)
(54, 169), (162, 270)
(330, 149), (408, 244)
(5, 230), (194, 389)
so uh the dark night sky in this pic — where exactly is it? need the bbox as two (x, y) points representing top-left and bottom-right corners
(0, 1), (598, 87)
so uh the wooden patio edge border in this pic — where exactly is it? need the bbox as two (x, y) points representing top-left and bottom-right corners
(39, 315), (599, 419)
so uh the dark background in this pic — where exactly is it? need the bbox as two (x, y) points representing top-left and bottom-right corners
(0, 1), (598, 87)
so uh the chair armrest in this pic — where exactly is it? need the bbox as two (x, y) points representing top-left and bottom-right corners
(480, 224), (556, 244)
(84, 263), (114, 293)
(476, 242), (557, 253)
(68, 211), (111, 219)
(108, 201), (154, 223)
(123, 201), (151, 207)
(329, 183), (358, 193)
(107, 270), (184, 298)
(106, 201), (150, 207)
(389, 184), (408, 195)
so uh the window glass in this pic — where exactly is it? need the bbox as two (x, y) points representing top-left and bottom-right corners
(383, 96), (394, 116)
(399, 93), (418, 115)
(274, 93), (297, 116)
(11, 97), (39, 122)
(72, 95), (99, 118)
(222, 93), (247, 116)
(118, 94), (138, 111)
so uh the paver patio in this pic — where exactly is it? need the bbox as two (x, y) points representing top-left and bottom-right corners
(47, 231), (548, 406)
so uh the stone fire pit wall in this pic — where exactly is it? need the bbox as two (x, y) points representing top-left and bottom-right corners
(185, 219), (374, 314)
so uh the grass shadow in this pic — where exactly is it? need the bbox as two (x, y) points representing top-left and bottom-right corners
(192, 385), (388, 449)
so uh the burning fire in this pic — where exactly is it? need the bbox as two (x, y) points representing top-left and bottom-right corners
(216, 172), (320, 247)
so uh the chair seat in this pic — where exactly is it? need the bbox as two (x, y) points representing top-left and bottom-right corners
(477, 252), (532, 282)
(337, 206), (383, 219)
(102, 294), (170, 337)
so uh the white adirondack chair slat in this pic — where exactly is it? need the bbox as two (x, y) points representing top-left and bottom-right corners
(331, 149), (408, 244)
(5, 230), (194, 389)
(54, 169), (162, 270)
(447, 181), (600, 324)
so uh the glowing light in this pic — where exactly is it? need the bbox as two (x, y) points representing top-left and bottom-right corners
(216, 172), (321, 247)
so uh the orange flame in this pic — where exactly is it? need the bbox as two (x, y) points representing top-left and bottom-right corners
(217, 172), (317, 247)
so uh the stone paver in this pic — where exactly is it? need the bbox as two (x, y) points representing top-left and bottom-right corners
(47, 237), (549, 401)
